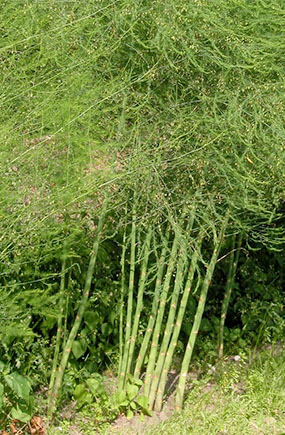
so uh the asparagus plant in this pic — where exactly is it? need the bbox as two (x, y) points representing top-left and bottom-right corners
(48, 256), (67, 411)
(134, 233), (169, 378)
(118, 227), (127, 377)
(175, 214), (229, 410)
(218, 232), (243, 358)
(126, 225), (152, 375)
(143, 230), (180, 397)
(153, 233), (203, 412)
(148, 249), (186, 409)
(118, 202), (137, 390)
(48, 199), (108, 414)
(148, 211), (197, 409)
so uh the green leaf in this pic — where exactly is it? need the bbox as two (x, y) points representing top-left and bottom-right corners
(72, 340), (85, 359)
(84, 311), (100, 327)
(127, 374), (143, 386)
(86, 378), (100, 396)
(130, 401), (137, 410)
(109, 310), (116, 325)
(11, 406), (31, 423)
(119, 400), (129, 407)
(126, 409), (134, 419)
(84, 392), (93, 404)
(127, 383), (139, 401)
(101, 322), (112, 337)
(0, 361), (5, 372)
(114, 390), (126, 406)
(0, 382), (4, 409)
(136, 395), (152, 416)
(200, 318), (212, 332)
(4, 372), (31, 402)
(73, 384), (86, 400)
(135, 394), (148, 409)
(141, 407), (153, 417)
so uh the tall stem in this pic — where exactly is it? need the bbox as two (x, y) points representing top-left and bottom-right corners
(148, 211), (196, 409)
(118, 202), (136, 390)
(148, 251), (186, 409)
(126, 226), (152, 375)
(134, 234), (169, 378)
(175, 216), (228, 410)
(218, 232), (242, 358)
(143, 232), (179, 397)
(48, 256), (67, 410)
(118, 227), (127, 377)
(48, 199), (108, 414)
(154, 237), (202, 411)
(144, 208), (189, 397)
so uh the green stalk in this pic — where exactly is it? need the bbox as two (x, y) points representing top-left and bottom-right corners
(134, 234), (169, 378)
(175, 216), (228, 410)
(218, 232), (242, 358)
(154, 238), (202, 412)
(143, 228), (180, 397)
(148, 251), (186, 410)
(118, 203), (137, 390)
(48, 199), (108, 414)
(126, 226), (152, 375)
(48, 256), (67, 410)
(118, 227), (127, 377)
(62, 283), (70, 349)
(148, 212), (196, 409)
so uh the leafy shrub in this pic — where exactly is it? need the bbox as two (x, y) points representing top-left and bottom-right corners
(0, 361), (34, 427)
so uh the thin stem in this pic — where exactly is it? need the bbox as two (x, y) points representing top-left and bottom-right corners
(175, 215), (228, 410)
(48, 199), (108, 415)
(148, 210), (196, 409)
(134, 234), (169, 378)
(118, 201), (136, 390)
(218, 232), (243, 358)
(154, 236), (202, 411)
(148, 251), (186, 410)
(126, 226), (152, 375)
(48, 256), (67, 410)
(118, 227), (127, 377)
(143, 231), (180, 397)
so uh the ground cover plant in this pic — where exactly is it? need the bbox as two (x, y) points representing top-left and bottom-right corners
(0, 0), (284, 432)
(144, 348), (285, 435)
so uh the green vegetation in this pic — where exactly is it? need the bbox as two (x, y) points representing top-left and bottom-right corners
(0, 0), (284, 432)
(146, 350), (285, 435)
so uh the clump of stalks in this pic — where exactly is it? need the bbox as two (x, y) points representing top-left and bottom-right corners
(116, 196), (232, 412)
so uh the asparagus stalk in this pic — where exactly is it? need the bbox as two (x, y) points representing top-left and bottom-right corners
(48, 256), (67, 410)
(126, 226), (152, 374)
(118, 203), (137, 390)
(175, 216), (228, 410)
(148, 251), (186, 409)
(148, 210), (196, 409)
(134, 234), (169, 378)
(143, 231), (180, 397)
(143, 208), (189, 397)
(48, 199), (108, 414)
(118, 227), (127, 377)
(154, 236), (202, 411)
(218, 232), (242, 358)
